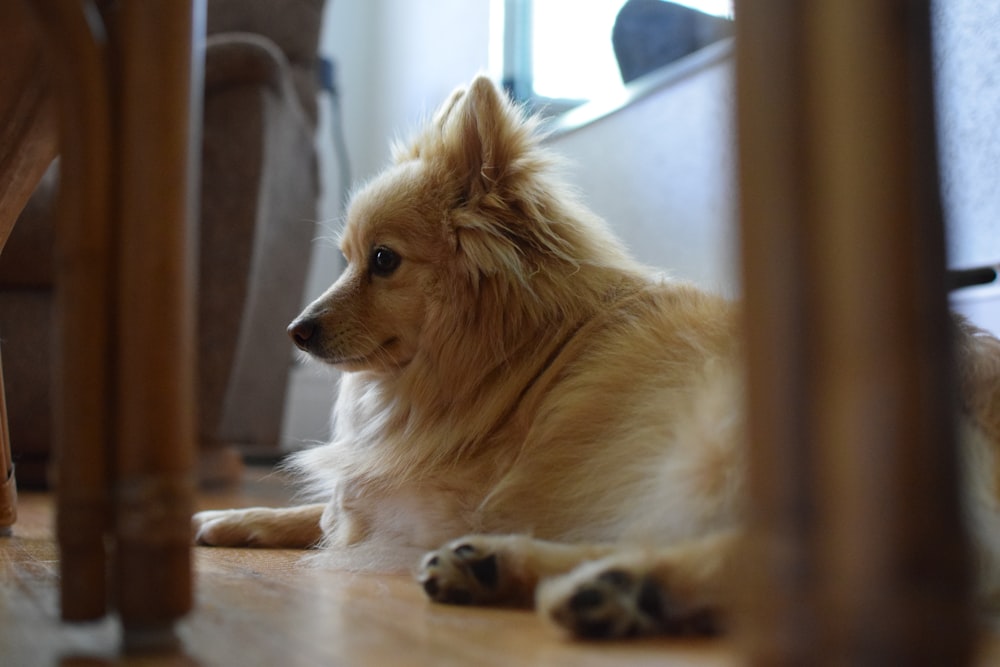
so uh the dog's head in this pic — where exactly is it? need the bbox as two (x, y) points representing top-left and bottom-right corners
(288, 76), (630, 377)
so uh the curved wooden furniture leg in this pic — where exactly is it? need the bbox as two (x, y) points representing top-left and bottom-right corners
(735, 0), (972, 663)
(33, 0), (203, 646)
(0, 0), (61, 537)
(0, 0), (58, 245)
(111, 0), (201, 647)
(32, 0), (115, 623)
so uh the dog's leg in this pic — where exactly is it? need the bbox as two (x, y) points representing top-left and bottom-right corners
(418, 535), (622, 607)
(192, 504), (325, 548)
(536, 531), (738, 639)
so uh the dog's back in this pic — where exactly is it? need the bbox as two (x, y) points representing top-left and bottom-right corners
(953, 319), (1000, 602)
(469, 280), (741, 544)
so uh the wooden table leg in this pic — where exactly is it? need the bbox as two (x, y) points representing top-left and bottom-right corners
(734, 0), (973, 663)
(32, 0), (203, 647)
(731, 4), (815, 658)
(0, 0), (61, 537)
(33, 0), (116, 623)
(109, 0), (201, 647)
(0, 0), (59, 246)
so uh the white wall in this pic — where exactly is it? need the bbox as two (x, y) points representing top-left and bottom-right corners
(935, 0), (1000, 338)
(549, 45), (738, 296)
(306, 0), (494, 300)
(321, 0), (492, 188)
(934, 0), (1000, 271)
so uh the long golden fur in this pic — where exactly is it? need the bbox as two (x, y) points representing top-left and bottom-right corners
(194, 76), (1000, 638)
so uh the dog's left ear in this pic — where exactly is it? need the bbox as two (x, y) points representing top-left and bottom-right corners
(440, 75), (531, 199)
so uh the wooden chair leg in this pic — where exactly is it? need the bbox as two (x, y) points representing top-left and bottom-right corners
(33, 0), (116, 623)
(33, 0), (202, 646)
(0, 0), (60, 537)
(734, 0), (973, 663)
(0, 0), (59, 245)
(110, 0), (200, 645)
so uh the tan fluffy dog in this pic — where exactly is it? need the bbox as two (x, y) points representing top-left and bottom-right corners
(194, 76), (1000, 638)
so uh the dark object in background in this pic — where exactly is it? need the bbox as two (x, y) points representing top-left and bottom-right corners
(613, 0), (734, 84)
(948, 265), (998, 290)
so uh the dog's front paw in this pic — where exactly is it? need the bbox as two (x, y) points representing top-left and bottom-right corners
(418, 539), (503, 605)
(418, 535), (539, 607)
(538, 560), (719, 639)
(192, 509), (252, 546)
(193, 504), (324, 549)
(192, 507), (294, 547)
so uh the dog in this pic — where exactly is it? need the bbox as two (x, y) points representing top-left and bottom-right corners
(193, 75), (1000, 639)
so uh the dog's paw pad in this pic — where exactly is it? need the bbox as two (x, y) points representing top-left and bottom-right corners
(418, 540), (502, 606)
(544, 566), (718, 639)
(548, 568), (657, 639)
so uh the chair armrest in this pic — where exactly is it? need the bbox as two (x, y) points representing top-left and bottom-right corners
(204, 32), (310, 126)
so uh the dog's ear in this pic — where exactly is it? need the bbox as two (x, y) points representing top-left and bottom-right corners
(434, 77), (562, 283)
(439, 75), (531, 199)
(432, 86), (467, 131)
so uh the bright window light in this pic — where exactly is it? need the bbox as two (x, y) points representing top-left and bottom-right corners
(527, 0), (733, 102)
(531, 0), (628, 101)
(680, 0), (733, 16)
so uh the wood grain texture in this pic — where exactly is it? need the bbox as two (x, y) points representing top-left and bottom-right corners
(30, 0), (202, 631)
(0, 0), (59, 535)
(111, 0), (201, 633)
(0, 0), (57, 252)
(31, 0), (116, 623)
(1, 490), (741, 666)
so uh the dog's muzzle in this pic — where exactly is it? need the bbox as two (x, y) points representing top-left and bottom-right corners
(287, 317), (317, 353)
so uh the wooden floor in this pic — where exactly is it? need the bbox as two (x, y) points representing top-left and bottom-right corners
(2, 469), (737, 667)
(4, 469), (1000, 666)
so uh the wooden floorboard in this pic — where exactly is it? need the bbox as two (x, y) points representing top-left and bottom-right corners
(3, 470), (999, 666)
(1, 472), (737, 667)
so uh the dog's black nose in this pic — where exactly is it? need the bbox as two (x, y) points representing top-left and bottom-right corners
(287, 318), (316, 351)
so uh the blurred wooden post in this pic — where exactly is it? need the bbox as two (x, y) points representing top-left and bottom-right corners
(0, 0), (58, 246)
(32, 0), (203, 648)
(111, 0), (201, 646)
(733, 1), (817, 659)
(735, 0), (973, 663)
(0, 0), (61, 535)
(37, 0), (116, 622)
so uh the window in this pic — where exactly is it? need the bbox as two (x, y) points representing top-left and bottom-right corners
(491, 0), (734, 115)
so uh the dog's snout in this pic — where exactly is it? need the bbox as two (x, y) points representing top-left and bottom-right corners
(288, 318), (317, 351)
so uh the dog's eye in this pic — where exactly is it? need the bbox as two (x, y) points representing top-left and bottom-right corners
(370, 246), (401, 277)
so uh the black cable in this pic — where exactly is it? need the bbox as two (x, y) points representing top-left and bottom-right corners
(948, 265), (998, 290)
